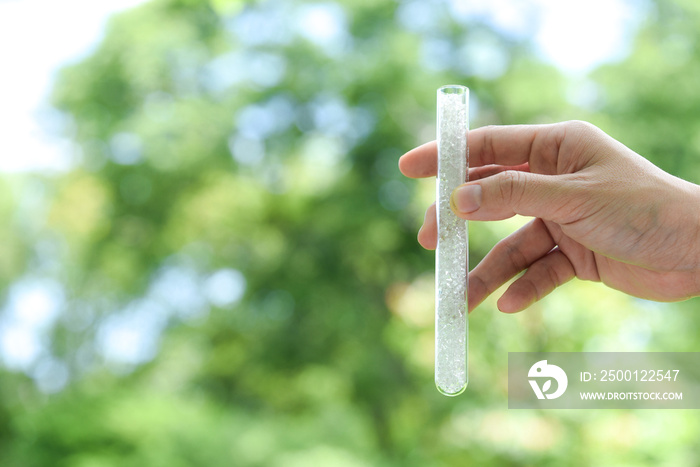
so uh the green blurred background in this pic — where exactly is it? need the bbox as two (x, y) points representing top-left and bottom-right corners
(1, 0), (700, 465)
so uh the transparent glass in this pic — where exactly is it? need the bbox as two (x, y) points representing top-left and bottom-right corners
(435, 85), (469, 396)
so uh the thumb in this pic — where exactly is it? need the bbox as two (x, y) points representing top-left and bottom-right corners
(450, 170), (573, 222)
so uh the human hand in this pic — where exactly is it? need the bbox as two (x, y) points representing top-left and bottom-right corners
(399, 121), (700, 313)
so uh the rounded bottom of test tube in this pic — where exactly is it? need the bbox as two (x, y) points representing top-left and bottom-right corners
(436, 380), (468, 397)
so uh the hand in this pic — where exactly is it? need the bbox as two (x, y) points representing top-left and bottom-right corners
(399, 121), (700, 313)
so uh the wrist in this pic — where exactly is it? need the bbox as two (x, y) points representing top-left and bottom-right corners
(693, 183), (700, 297)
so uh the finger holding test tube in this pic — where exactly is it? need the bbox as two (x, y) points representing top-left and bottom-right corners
(435, 85), (469, 396)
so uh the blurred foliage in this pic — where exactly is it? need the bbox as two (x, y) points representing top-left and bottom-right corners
(1, 0), (700, 465)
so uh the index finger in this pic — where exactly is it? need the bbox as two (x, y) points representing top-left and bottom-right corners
(398, 123), (563, 179)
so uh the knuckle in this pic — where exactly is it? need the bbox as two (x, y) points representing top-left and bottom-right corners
(482, 127), (498, 165)
(563, 120), (599, 137)
(492, 238), (530, 271)
(506, 244), (530, 271)
(520, 277), (542, 301)
(525, 262), (556, 301)
(544, 262), (563, 289)
(497, 170), (525, 207)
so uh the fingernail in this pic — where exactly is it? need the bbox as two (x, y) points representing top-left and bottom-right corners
(451, 185), (482, 213)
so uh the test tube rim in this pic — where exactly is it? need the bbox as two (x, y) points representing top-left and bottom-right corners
(438, 84), (469, 95)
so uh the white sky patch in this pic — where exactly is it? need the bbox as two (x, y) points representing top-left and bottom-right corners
(148, 265), (208, 319)
(0, 277), (65, 370)
(296, 3), (346, 43)
(295, 3), (350, 56)
(203, 268), (246, 308)
(96, 299), (168, 365)
(0, 325), (43, 370)
(4, 278), (64, 329)
(533, 0), (644, 73)
(449, 0), (647, 73)
(0, 0), (149, 173)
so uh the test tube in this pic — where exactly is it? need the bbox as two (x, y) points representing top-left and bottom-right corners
(435, 85), (468, 396)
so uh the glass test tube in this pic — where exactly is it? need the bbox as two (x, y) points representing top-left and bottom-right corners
(435, 85), (469, 396)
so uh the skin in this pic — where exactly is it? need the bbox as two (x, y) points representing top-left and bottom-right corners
(399, 121), (700, 313)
